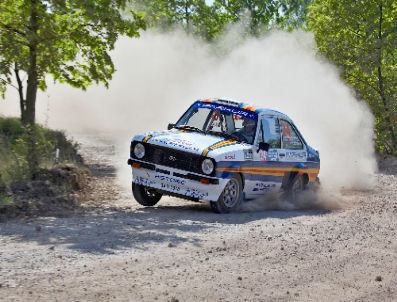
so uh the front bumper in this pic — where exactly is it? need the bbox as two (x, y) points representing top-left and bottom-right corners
(128, 158), (228, 202)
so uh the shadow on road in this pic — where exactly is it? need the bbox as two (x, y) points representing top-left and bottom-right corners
(0, 135), (334, 254)
(0, 201), (330, 255)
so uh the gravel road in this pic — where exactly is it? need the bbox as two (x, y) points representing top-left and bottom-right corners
(1, 136), (396, 302)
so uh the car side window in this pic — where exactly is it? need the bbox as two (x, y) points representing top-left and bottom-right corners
(259, 117), (281, 148)
(280, 119), (303, 150)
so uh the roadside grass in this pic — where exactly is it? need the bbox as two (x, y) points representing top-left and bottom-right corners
(0, 194), (14, 206)
(0, 116), (84, 206)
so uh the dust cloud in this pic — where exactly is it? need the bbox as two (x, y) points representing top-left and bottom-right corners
(0, 29), (377, 200)
(240, 189), (344, 212)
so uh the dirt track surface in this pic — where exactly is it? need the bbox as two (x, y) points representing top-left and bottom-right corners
(1, 136), (396, 302)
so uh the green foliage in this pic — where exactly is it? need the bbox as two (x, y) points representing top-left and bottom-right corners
(133, 0), (218, 40)
(0, 0), (145, 94)
(212, 0), (311, 36)
(0, 117), (25, 139)
(0, 195), (14, 206)
(0, 116), (82, 184)
(308, 0), (397, 154)
(133, 0), (310, 40)
(213, 0), (280, 36)
(0, 0), (145, 175)
(278, 0), (312, 30)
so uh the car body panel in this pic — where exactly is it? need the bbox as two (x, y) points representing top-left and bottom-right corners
(140, 130), (224, 155)
(132, 164), (228, 201)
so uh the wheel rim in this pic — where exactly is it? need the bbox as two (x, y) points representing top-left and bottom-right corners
(222, 178), (239, 208)
(144, 187), (158, 198)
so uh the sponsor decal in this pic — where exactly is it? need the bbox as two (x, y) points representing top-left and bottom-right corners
(244, 149), (253, 160)
(136, 175), (210, 198)
(259, 150), (268, 161)
(198, 102), (257, 119)
(224, 154), (236, 160)
(267, 149), (278, 161)
(253, 182), (276, 192)
(200, 99), (257, 113)
(161, 183), (181, 192)
(155, 175), (186, 185)
(142, 131), (170, 143)
(185, 188), (209, 199)
(285, 151), (307, 161)
(151, 137), (169, 145)
(151, 137), (200, 152)
(167, 139), (200, 152)
(135, 176), (156, 187)
(169, 138), (194, 146)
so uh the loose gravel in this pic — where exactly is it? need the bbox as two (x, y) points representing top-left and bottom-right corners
(0, 136), (396, 302)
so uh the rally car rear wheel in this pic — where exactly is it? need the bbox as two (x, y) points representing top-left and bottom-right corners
(282, 174), (305, 203)
(210, 175), (243, 214)
(132, 184), (162, 207)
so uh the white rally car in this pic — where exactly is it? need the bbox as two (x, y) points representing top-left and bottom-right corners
(128, 98), (320, 213)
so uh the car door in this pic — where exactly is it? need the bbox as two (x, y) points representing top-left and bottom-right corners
(278, 119), (308, 163)
(246, 115), (283, 197)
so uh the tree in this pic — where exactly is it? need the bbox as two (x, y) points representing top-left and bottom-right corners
(133, 0), (219, 40)
(278, 0), (311, 30)
(308, 0), (397, 154)
(132, 0), (310, 40)
(213, 0), (311, 36)
(0, 0), (145, 175)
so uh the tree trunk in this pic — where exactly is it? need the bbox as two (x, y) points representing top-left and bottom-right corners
(25, 48), (39, 177)
(14, 65), (27, 123)
(25, 49), (38, 126)
(185, 1), (191, 33)
(24, 0), (40, 177)
(24, 0), (39, 127)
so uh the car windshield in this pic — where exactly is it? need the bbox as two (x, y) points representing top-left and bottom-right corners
(175, 101), (258, 144)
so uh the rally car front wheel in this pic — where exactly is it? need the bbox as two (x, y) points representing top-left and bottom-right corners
(132, 184), (162, 207)
(210, 175), (243, 214)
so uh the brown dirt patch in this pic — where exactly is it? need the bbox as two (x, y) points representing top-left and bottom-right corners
(0, 164), (89, 220)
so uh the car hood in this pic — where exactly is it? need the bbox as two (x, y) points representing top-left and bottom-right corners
(133, 130), (240, 156)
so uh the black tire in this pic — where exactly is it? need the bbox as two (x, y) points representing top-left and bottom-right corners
(282, 174), (305, 203)
(210, 175), (243, 213)
(132, 183), (162, 207)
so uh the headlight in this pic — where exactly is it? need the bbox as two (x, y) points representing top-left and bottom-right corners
(134, 143), (145, 159)
(201, 159), (214, 175)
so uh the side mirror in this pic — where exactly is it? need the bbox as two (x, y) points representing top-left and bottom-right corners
(257, 142), (270, 153)
(168, 123), (175, 130)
